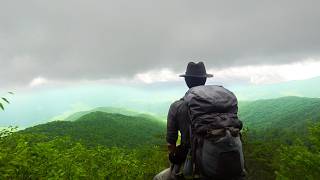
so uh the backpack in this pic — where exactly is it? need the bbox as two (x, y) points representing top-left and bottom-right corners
(183, 85), (245, 179)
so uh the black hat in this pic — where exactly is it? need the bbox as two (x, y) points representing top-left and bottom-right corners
(179, 62), (213, 78)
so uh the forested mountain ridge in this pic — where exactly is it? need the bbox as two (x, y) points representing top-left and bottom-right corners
(22, 111), (166, 147)
(23, 96), (320, 146)
(239, 96), (320, 141)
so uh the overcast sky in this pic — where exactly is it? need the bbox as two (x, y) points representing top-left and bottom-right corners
(1, 0), (320, 89)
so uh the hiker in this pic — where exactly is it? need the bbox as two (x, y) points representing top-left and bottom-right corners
(154, 62), (245, 180)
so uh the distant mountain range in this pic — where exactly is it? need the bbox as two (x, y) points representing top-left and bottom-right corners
(21, 96), (320, 147)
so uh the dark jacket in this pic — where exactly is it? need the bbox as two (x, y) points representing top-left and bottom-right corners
(166, 98), (191, 147)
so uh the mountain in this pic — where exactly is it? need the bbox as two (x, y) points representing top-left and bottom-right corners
(22, 111), (166, 147)
(63, 107), (163, 121)
(22, 96), (320, 146)
(238, 96), (320, 140)
(63, 107), (153, 121)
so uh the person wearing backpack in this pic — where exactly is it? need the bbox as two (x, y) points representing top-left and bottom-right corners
(153, 62), (246, 180)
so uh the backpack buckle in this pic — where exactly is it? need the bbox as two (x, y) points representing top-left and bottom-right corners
(227, 127), (240, 137)
(207, 129), (225, 137)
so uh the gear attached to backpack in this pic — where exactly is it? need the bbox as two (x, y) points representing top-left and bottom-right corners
(183, 85), (245, 179)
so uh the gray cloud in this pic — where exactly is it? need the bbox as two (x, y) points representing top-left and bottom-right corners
(1, 0), (320, 87)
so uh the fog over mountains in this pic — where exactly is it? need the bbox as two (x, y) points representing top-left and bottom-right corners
(1, 76), (320, 128)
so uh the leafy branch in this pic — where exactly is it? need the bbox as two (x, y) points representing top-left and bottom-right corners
(0, 92), (14, 111)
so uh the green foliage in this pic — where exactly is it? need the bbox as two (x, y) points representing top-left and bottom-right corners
(0, 103), (4, 111)
(239, 97), (320, 179)
(273, 123), (320, 180)
(0, 128), (168, 179)
(0, 110), (169, 179)
(0, 92), (13, 111)
(242, 128), (279, 180)
(242, 122), (320, 180)
(1, 97), (10, 104)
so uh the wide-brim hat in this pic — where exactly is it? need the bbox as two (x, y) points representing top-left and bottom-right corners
(179, 62), (213, 78)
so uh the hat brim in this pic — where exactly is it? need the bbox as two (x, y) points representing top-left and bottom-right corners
(179, 74), (213, 78)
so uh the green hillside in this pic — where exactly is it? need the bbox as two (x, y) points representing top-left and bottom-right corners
(23, 111), (166, 147)
(63, 107), (144, 121)
(239, 96), (320, 141)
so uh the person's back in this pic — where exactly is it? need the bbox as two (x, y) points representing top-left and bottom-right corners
(154, 62), (245, 180)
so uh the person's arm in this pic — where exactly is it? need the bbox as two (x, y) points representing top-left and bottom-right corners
(166, 102), (179, 153)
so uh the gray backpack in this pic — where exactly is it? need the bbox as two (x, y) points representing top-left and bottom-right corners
(183, 85), (245, 179)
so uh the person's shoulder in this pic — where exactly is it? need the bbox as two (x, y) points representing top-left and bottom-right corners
(170, 98), (184, 107)
(169, 98), (185, 111)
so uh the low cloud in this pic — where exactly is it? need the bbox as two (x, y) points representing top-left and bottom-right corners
(29, 77), (48, 87)
(1, 0), (320, 88)
(210, 58), (320, 85)
(134, 69), (180, 84)
(132, 58), (320, 85)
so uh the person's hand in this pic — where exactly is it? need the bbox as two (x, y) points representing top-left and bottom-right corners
(168, 145), (189, 165)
